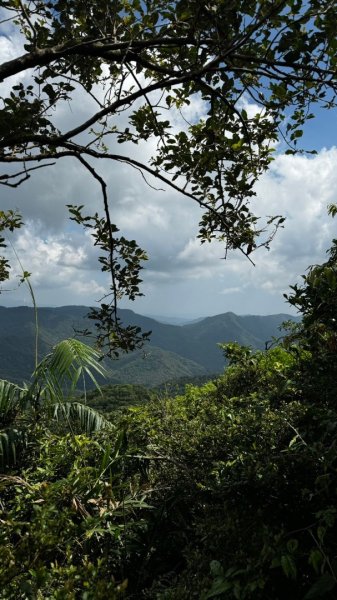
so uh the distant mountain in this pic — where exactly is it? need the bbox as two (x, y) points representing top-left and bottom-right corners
(141, 314), (198, 325)
(106, 346), (206, 387)
(117, 309), (297, 372)
(0, 306), (299, 386)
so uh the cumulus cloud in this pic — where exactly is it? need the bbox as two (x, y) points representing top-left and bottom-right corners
(3, 144), (337, 316)
(1, 222), (106, 306)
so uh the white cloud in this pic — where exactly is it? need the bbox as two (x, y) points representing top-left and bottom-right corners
(238, 95), (265, 120)
(220, 286), (245, 295)
(70, 279), (106, 296)
(0, 35), (16, 62)
(169, 92), (208, 128)
(1, 222), (106, 305)
(3, 145), (337, 315)
(176, 237), (226, 279)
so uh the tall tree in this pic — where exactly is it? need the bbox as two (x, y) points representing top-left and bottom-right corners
(0, 0), (336, 352)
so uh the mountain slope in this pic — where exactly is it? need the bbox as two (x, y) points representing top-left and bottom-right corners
(106, 346), (206, 387)
(119, 309), (295, 371)
(0, 306), (298, 385)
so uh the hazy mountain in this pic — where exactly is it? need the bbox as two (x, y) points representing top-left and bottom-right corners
(0, 305), (299, 386)
(117, 309), (296, 372)
(140, 314), (198, 325)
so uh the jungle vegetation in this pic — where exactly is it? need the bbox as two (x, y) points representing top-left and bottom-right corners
(1, 237), (337, 599)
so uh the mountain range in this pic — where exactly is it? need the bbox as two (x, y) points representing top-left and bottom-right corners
(0, 306), (299, 387)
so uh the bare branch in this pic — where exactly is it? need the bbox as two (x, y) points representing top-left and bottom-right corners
(74, 154), (119, 326)
(0, 162), (55, 187)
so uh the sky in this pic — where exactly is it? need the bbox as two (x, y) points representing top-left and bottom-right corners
(1, 19), (337, 319)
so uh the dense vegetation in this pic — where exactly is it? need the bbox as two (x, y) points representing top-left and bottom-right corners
(83, 383), (154, 415)
(1, 240), (337, 599)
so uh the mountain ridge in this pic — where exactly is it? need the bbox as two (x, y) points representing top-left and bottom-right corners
(0, 305), (299, 386)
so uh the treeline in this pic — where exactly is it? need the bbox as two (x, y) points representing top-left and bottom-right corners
(83, 374), (220, 416)
(1, 241), (337, 598)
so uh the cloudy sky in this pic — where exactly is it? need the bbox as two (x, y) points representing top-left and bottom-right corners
(1, 19), (337, 319)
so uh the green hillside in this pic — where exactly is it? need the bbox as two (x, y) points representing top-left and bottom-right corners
(0, 306), (298, 385)
(115, 309), (291, 371)
(0, 306), (91, 383)
(105, 345), (207, 387)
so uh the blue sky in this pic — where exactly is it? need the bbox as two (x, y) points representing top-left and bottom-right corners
(298, 106), (337, 151)
(1, 22), (337, 318)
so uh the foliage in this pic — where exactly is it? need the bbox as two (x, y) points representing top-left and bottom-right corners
(285, 237), (337, 403)
(218, 341), (299, 399)
(0, 432), (144, 599)
(1, 0), (337, 350)
(0, 339), (111, 469)
(30, 338), (107, 403)
(123, 343), (337, 598)
(3, 242), (337, 597)
(0, 210), (23, 282)
(84, 383), (154, 415)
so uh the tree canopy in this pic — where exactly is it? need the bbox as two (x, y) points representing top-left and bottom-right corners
(1, 0), (337, 352)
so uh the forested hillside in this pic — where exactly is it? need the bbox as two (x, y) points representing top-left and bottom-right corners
(0, 306), (296, 385)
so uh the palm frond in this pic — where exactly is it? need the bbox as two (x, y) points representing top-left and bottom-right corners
(0, 381), (29, 469)
(52, 402), (112, 434)
(31, 339), (107, 403)
(0, 380), (28, 425)
(0, 340), (109, 468)
(0, 428), (25, 469)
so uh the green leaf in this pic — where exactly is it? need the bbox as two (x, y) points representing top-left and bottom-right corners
(204, 580), (232, 599)
(308, 549), (323, 574)
(328, 204), (337, 218)
(304, 574), (336, 599)
(281, 554), (297, 579)
(31, 338), (106, 402)
(287, 539), (298, 553)
(52, 401), (111, 433)
(231, 139), (244, 151)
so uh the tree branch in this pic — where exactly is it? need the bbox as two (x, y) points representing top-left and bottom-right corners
(0, 162), (55, 187)
(0, 36), (194, 82)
